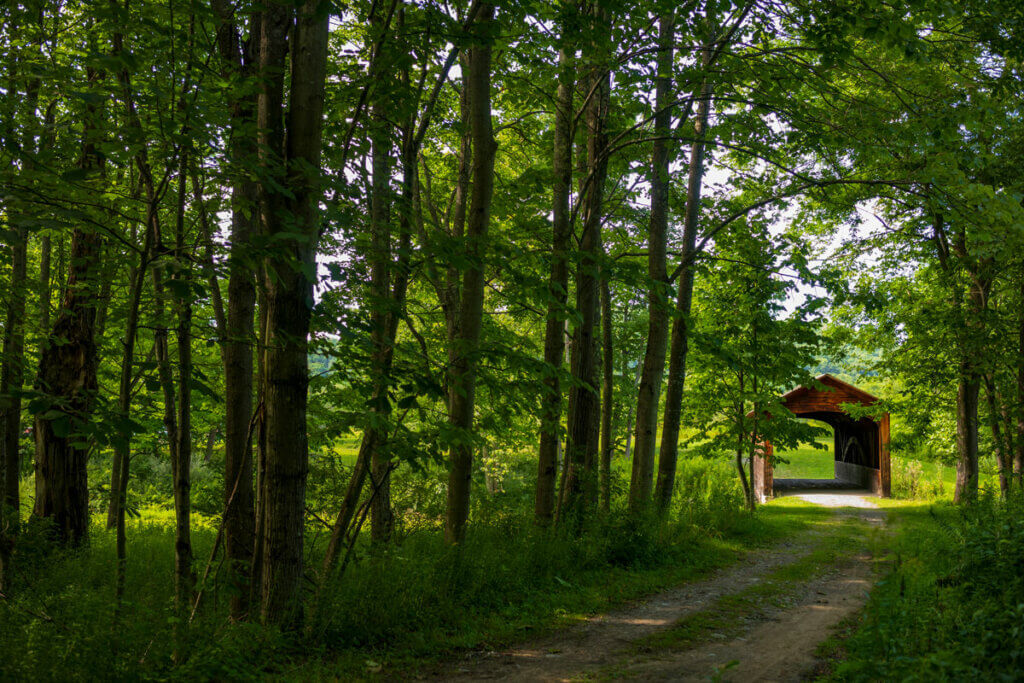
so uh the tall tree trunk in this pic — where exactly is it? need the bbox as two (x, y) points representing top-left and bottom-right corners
(623, 359), (642, 460)
(92, 254), (116, 351)
(110, 212), (155, 605)
(559, 1), (610, 522)
(256, 0), (328, 625)
(1, 221), (28, 519)
(654, 64), (713, 513)
(535, 12), (574, 524)
(32, 65), (105, 546)
(955, 372), (981, 502)
(38, 234), (51, 343)
(599, 277), (613, 512)
(628, 12), (675, 509)
(954, 278), (986, 503)
(2, 25), (44, 524)
(211, 1), (260, 621)
(368, 14), (395, 544)
(984, 375), (1010, 497)
(1016, 275), (1024, 489)
(445, 3), (496, 545)
(171, 156), (195, 630)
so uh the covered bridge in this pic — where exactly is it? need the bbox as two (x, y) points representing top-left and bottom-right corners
(753, 374), (890, 502)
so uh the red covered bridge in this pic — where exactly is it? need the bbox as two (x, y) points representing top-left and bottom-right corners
(753, 374), (890, 502)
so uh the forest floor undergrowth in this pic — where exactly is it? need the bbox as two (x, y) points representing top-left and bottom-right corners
(429, 491), (886, 682)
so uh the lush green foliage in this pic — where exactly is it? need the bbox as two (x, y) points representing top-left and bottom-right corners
(0, 455), (776, 679)
(835, 496), (1024, 680)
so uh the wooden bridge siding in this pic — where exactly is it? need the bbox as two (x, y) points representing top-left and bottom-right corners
(783, 386), (876, 415)
(879, 413), (891, 496)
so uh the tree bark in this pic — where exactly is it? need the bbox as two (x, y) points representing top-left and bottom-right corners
(623, 359), (642, 460)
(954, 278), (986, 503)
(110, 212), (155, 604)
(629, 12), (675, 509)
(1, 219), (28, 519)
(1016, 275), (1024, 489)
(535, 13), (574, 524)
(211, 0), (260, 621)
(559, 1), (610, 522)
(599, 276), (613, 512)
(984, 375), (1009, 496)
(171, 155), (195, 628)
(654, 67), (713, 513)
(256, 0), (328, 625)
(368, 9), (395, 544)
(445, 3), (496, 545)
(32, 65), (104, 546)
(1, 23), (44, 523)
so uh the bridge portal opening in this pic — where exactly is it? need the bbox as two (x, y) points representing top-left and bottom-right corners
(752, 374), (890, 501)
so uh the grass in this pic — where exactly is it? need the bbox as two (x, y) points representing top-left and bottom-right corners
(589, 496), (877, 680)
(819, 494), (1024, 680)
(773, 440), (995, 498)
(0, 455), (832, 681)
(774, 440), (836, 479)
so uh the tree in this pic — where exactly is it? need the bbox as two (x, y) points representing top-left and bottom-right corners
(445, 3), (496, 544)
(254, 0), (329, 625)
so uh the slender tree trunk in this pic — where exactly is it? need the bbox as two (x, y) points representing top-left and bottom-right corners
(1016, 276), (1024, 489)
(954, 279), (986, 503)
(368, 18), (394, 543)
(734, 374), (753, 510)
(623, 359), (642, 460)
(560, 4), (610, 522)
(1, 30), (44, 524)
(110, 213), (155, 604)
(629, 12), (675, 510)
(38, 234), (51, 341)
(535, 15), (574, 524)
(984, 375), (1010, 497)
(321, 9), (428, 574)
(1, 226), (28, 519)
(171, 157), (195, 632)
(955, 372), (981, 502)
(256, 0), (328, 624)
(599, 277), (613, 512)
(211, 0), (260, 621)
(92, 254), (116, 351)
(445, 3), (496, 544)
(654, 73), (712, 513)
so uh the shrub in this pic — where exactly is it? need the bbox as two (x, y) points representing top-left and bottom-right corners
(834, 494), (1024, 680)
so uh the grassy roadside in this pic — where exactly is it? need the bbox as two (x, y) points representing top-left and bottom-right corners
(587, 498), (879, 680)
(0, 461), (840, 681)
(301, 500), (838, 680)
(817, 494), (1024, 681)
